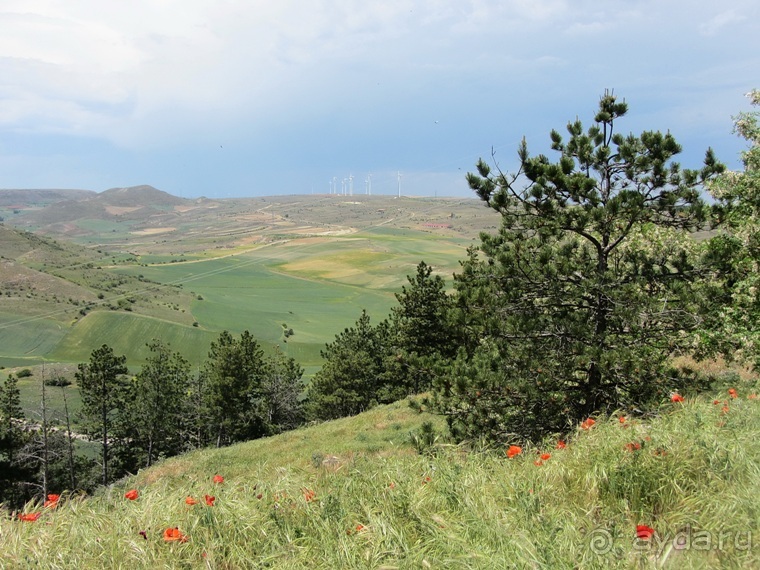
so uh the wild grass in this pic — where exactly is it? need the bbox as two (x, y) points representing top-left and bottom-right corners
(2, 389), (760, 569)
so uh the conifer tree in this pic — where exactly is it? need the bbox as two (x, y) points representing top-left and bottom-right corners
(75, 344), (129, 485)
(433, 92), (724, 442)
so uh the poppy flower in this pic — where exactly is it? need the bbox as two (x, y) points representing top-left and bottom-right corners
(507, 445), (522, 458)
(355, 524), (365, 532)
(580, 418), (595, 430)
(185, 496), (198, 506)
(422, 476), (432, 484)
(728, 388), (738, 399)
(204, 495), (215, 506)
(44, 494), (60, 508)
(713, 400), (721, 405)
(534, 460), (544, 466)
(556, 440), (566, 450)
(213, 475), (224, 484)
(303, 488), (316, 502)
(624, 442), (642, 452)
(670, 393), (684, 403)
(636, 525), (655, 540)
(721, 404), (730, 414)
(540, 453), (551, 461)
(618, 416), (626, 424)
(18, 512), (41, 522)
(163, 527), (188, 543)
(125, 489), (139, 501)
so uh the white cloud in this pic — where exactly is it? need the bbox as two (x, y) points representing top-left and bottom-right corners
(698, 9), (746, 36)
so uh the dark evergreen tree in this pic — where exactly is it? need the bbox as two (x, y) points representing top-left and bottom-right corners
(203, 330), (267, 446)
(432, 92), (724, 442)
(0, 374), (32, 506)
(305, 310), (392, 420)
(126, 340), (191, 468)
(260, 346), (304, 433)
(75, 344), (129, 486)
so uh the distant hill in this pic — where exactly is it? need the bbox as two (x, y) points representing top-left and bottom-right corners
(6, 185), (192, 231)
(0, 188), (95, 208)
(97, 185), (187, 208)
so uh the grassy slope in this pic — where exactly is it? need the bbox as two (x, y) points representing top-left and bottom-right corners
(3, 391), (760, 569)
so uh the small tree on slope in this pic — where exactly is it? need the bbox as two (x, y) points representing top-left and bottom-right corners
(431, 91), (724, 442)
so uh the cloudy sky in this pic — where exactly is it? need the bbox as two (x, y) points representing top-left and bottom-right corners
(0, 1), (757, 198)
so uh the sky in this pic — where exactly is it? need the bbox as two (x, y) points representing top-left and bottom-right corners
(0, 1), (758, 199)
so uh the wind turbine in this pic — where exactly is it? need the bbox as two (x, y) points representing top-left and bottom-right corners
(397, 171), (402, 198)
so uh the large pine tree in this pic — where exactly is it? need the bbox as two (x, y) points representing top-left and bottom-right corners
(433, 91), (724, 442)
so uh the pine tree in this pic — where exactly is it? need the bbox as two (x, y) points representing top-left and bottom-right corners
(434, 91), (724, 442)
(127, 340), (191, 467)
(75, 344), (129, 486)
(203, 330), (267, 446)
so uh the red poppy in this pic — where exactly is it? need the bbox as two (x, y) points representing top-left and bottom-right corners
(636, 525), (655, 540)
(624, 442), (642, 452)
(721, 404), (730, 414)
(713, 400), (721, 405)
(125, 489), (139, 501)
(204, 494), (215, 506)
(303, 488), (316, 502)
(44, 494), (60, 508)
(213, 475), (224, 484)
(540, 453), (551, 461)
(18, 512), (41, 522)
(534, 460), (544, 466)
(580, 418), (596, 430)
(728, 388), (738, 399)
(185, 496), (198, 506)
(507, 445), (522, 458)
(556, 440), (566, 450)
(163, 527), (188, 543)
(618, 416), (626, 424)
(670, 393), (684, 403)
(355, 524), (365, 532)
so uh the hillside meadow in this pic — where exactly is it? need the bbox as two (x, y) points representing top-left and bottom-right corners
(2, 388), (760, 569)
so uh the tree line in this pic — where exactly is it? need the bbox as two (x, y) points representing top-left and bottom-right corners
(2, 90), (758, 507)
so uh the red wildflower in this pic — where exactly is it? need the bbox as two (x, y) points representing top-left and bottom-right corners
(204, 494), (215, 507)
(534, 460), (543, 466)
(44, 494), (60, 508)
(580, 418), (596, 430)
(388, 482), (396, 489)
(355, 524), (365, 532)
(728, 388), (738, 399)
(670, 393), (684, 403)
(213, 475), (224, 484)
(636, 525), (655, 540)
(185, 496), (198, 506)
(618, 416), (626, 424)
(556, 440), (566, 450)
(303, 488), (316, 502)
(18, 512), (41, 522)
(507, 445), (523, 458)
(713, 400), (721, 405)
(540, 453), (551, 461)
(721, 404), (730, 414)
(624, 442), (642, 452)
(124, 489), (139, 501)
(163, 527), (188, 543)
(422, 476), (432, 484)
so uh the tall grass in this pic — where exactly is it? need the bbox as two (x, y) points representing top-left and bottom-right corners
(2, 391), (759, 569)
